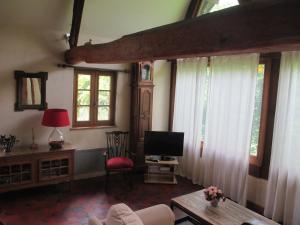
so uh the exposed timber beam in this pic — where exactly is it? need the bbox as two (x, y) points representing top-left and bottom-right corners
(168, 61), (177, 131)
(65, 0), (300, 64)
(185, 0), (203, 19)
(57, 64), (130, 74)
(238, 0), (253, 4)
(69, 0), (85, 48)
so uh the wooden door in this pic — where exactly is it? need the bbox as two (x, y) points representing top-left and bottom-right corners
(138, 87), (153, 141)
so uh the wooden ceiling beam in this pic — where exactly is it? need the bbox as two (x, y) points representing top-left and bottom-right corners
(238, 0), (253, 4)
(185, 0), (203, 19)
(65, 0), (300, 64)
(69, 0), (85, 48)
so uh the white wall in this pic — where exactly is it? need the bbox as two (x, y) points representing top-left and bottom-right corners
(152, 60), (171, 131)
(247, 176), (268, 207)
(0, 26), (130, 150)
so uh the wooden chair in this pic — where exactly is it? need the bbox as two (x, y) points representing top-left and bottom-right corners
(104, 131), (134, 191)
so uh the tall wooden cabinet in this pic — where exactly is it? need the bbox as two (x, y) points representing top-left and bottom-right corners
(130, 62), (154, 167)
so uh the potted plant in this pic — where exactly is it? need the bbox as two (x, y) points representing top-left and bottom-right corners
(203, 186), (226, 207)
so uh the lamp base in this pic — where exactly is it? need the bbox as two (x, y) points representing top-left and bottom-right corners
(49, 140), (64, 149)
(48, 127), (64, 149)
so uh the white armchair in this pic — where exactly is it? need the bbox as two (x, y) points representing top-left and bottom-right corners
(89, 203), (175, 225)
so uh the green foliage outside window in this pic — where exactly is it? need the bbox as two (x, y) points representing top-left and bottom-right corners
(78, 74), (91, 89)
(75, 73), (113, 123)
(77, 75), (91, 121)
(250, 64), (265, 156)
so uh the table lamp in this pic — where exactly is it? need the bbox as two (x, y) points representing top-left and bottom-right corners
(42, 108), (70, 149)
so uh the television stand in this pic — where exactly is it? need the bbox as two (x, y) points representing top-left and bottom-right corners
(160, 156), (175, 161)
(144, 157), (179, 184)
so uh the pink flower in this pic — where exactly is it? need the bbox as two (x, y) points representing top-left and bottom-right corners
(203, 186), (226, 202)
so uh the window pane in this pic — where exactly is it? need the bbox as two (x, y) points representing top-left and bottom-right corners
(210, 0), (239, 13)
(78, 74), (91, 89)
(199, 0), (239, 15)
(77, 106), (90, 121)
(98, 106), (109, 120)
(200, 66), (211, 138)
(98, 91), (110, 105)
(99, 76), (111, 90)
(250, 64), (265, 156)
(77, 90), (90, 105)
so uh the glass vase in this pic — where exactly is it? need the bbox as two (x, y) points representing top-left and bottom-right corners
(210, 199), (219, 207)
(48, 127), (64, 149)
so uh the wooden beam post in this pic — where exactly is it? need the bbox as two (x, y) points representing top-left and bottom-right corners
(69, 0), (85, 48)
(185, 0), (203, 19)
(168, 61), (177, 131)
(238, 0), (253, 4)
(65, 0), (300, 64)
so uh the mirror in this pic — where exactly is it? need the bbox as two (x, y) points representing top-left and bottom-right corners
(15, 71), (48, 111)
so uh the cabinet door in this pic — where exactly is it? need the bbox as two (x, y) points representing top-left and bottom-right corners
(138, 87), (153, 141)
(0, 161), (33, 189)
(38, 155), (71, 182)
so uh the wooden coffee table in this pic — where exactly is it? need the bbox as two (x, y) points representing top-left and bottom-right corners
(170, 190), (279, 225)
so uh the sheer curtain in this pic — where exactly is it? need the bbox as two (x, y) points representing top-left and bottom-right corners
(172, 58), (208, 183)
(264, 51), (300, 225)
(201, 54), (259, 204)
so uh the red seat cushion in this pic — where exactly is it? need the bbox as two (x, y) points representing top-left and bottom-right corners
(106, 157), (134, 170)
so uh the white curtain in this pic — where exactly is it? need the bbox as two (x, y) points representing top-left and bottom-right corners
(201, 54), (259, 204)
(264, 51), (300, 225)
(172, 58), (208, 183)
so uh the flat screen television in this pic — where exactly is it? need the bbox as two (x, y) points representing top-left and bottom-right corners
(144, 131), (184, 157)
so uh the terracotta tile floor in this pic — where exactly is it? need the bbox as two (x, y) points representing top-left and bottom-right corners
(0, 175), (200, 225)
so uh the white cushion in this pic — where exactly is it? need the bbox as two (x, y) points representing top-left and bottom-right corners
(106, 203), (143, 225)
(121, 213), (144, 225)
(135, 204), (175, 225)
(89, 216), (105, 225)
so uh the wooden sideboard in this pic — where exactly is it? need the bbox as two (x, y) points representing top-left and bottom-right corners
(0, 144), (75, 193)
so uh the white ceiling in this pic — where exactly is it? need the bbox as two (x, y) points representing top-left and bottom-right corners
(0, 0), (189, 40)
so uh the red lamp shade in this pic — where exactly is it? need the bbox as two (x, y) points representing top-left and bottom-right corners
(42, 109), (70, 127)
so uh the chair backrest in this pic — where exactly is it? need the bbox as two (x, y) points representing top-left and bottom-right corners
(106, 131), (129, 159)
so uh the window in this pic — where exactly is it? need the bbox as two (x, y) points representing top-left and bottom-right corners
(199, 0), (239, 16)
(210, 0), (239, 13)
(249, 54), (281, 178)
(200, 65), (211, 139)
(249, 58), (271, 166)
(200, 66), (211, 157)
(73, 69), (117, 128)
(199, 54), (280, 178)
